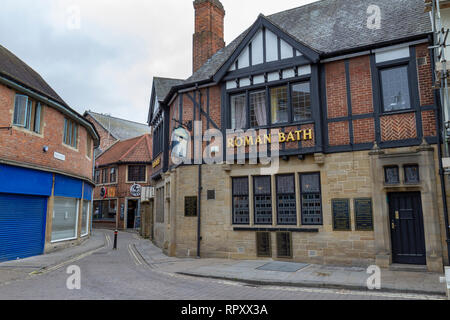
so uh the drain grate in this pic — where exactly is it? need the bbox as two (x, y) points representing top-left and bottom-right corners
(257, 261), (309, 273)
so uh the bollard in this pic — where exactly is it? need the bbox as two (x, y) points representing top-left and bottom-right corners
(113, 230), (118, 250)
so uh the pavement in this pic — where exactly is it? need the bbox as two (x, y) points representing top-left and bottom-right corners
(0, 230), (447, 300)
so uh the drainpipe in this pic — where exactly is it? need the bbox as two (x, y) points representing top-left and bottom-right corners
(431, 46), (450, 264)
(196, 83), (203, 259)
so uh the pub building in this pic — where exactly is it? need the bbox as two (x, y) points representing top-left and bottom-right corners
(147, 0), (450, 272)
(92, 134), (153, 230)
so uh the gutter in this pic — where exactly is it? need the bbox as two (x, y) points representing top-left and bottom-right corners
(0, 75), (100, 147)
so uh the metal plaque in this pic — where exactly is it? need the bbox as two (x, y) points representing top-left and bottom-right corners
(355, 198), (374, 231)
(332, 199), (351, 231)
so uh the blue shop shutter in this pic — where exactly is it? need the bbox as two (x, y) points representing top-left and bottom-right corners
(54, 174), (82, 199)
(83, 183), (93, 201)
(0, 194), (47, 262)
(0, 164), (53, 196)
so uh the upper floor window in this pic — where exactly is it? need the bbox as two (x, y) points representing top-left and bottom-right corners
(153, 121), (163, 158)
(101, 168), (108, 184)
(86, 135), (92, 158)
(110, 167), (117, 184)
(13, 95), (43, 134)
(63, 118), (78, 148)
(230, 81), (312, 129)
(94, 170), (100, 184)
(128, 165), (146, 182)
(380, 65), (411, 112)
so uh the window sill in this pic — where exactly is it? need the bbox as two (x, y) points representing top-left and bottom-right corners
(51, 236), (78, 244)
(62, 143), (79, 153)
(12, 125), (44, 138)
(380, 109), (415, 117)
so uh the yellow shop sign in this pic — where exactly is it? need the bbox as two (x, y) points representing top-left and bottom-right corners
(152, 157), (161, 168)
(227, 129), (313, 148)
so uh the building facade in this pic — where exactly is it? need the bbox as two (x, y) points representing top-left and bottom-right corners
(92, 134), (153, 230)
(0, 45), (99, 262)
(148, 0), (450, 272)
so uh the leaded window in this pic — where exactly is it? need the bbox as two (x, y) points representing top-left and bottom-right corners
(292, 82), (311, 121)
(249, 90), (267, 127)
(276, 175), (297, 225)
(384, 166), (399, 184)
(404, 165), (419, 184)
(232, 177), (249, 225)
(231, 93), (247, 129)
(185, 196), (197, 217)
(300, 173), (322, 225)
(271, 86), (288, 124)
(380, 66), (411, 112)
(110, 167), (117, 183)
(254, 176), (272, 225)
(101, 168), (108, 184)
(128, 165), (146, 182)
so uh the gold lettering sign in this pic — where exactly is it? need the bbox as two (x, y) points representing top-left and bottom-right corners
(228, 129), (313, 148)
(152, 157), (161, 168)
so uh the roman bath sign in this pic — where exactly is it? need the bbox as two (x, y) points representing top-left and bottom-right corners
(355, 198), (374, 231)
(332, 199), (351, 231)
(227, 129), (313, 148)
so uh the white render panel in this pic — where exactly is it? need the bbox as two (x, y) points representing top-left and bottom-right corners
(253, 74), (265, 84)
(251, 29), (264, 65)
(267, 71), (280, 82)
(238, 46), (250, 69)
(226, 80), (237, 89)
(265, 29), (278, 62)
(295, 50), (303, 57)
(298, 65), (312, 76)
(282, 69), (295, 79)
(280, 39), (294, 60)
(375, 47), (410, 63)
(240, 77), (251, 87)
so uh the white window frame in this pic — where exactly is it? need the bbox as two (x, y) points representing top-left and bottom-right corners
(13, 94), (30, 127)
(51, 198), (79, 243)
(81, 200), (90, 237)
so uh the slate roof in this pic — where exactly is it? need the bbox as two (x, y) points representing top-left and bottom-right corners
(154, 77), (185, 102)
(96, 134), (152, 166)
(0, 45), (68, 106)
(85, 111), (151, 141)
(185, 0), (431, 85)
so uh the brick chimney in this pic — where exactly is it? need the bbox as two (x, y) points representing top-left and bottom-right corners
(193, 0), (225, 73)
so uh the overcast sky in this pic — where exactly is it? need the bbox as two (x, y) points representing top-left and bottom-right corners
(0, 0), (317, 123)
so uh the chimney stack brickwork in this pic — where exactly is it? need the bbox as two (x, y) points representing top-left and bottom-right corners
(193, 0), (225, 73)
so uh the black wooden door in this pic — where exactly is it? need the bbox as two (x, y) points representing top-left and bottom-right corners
(388, 192), (426, 265)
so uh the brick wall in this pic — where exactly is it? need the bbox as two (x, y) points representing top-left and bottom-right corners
(0, 84), (94, 180)
(416, 43), (434, 107)
(349, 56), (373, 115)
(85, 114), (118, 152)
(326, 60), (348, 119)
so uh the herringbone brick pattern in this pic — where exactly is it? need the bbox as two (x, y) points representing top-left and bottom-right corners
(381, 113), (417, 141)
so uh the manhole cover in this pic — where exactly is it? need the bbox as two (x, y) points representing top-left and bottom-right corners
(257, 262), (309, 273)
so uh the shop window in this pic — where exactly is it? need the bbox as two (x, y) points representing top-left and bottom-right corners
(128, 165), (146, 182)
(81, 200), (90, 237)
(380, 65), (411, 112)
(232, 177), (249, 225)
(63, 118), (78, 148)
(249, 90), (267, 127)
(300, 173), (323, 225)
(292, 82), (311, 121)
(271, 86), (289, 124)
(253, 176), (272, 225)
(404, 165), (419, 184)
(13, 95), (42, 133)
(230, 93), (246, 129)
(276, 174), (297, 225)
(185, 196), (197, 217)
(94, 170), (100, 184)
(52, 197), (79, 242)
(384, 166), (400, 184)
(93, 200), (117, 221)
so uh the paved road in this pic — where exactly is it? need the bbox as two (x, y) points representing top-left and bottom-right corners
(0, 231), (438, 300)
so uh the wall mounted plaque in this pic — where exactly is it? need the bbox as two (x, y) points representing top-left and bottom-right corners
(332, 199), (351, 231)
(355, 198), (374, 231)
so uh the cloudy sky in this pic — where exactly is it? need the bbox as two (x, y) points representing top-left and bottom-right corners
(0, 0), (317, 123)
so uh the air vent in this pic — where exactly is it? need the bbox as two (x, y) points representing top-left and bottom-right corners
(276, 232), (293, 259)
(256, 232), (271, 257)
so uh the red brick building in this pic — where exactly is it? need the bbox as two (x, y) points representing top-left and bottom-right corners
(0, 45), (99, 261)
(147, 0), (450, 272)
(92, 134), (152, 230)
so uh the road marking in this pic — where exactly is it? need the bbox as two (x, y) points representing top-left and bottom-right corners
(128, 244), (142, 266)
(105, 234), (111, 248)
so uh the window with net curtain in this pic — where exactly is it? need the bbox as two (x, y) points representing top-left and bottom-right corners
(231, 94), (246, 129)
(52, 197), (78, 242)
(250, 90), (267, 127)
(271, 86), (289, 124)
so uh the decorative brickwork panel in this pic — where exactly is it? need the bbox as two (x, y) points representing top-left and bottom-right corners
(349, 56), (373, 115)
(328, 121), (350, 146)
(380, 113), (417, 141)
(326, 61), (348, 119)
(422, 110), (437, 137)
(353, 118), (375, 144)
(416, 44), (434, 107)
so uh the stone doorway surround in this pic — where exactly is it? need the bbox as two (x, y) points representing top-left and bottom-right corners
(369, 141), (444, 272)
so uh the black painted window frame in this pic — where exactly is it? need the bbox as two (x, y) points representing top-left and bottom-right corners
(404, 164), (420, 184)
(276, 174), (297, 226)
(299, 172), (323, 226)
(253, 175), (273, 225)
(152, 118), (164, 160)
(232, 176), (250, 225)
(384, 165), (400, 185)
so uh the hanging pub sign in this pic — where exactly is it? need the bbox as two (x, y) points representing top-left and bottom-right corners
(130, 183), (142, 197)
(332, 199), (351, 231)
(354, 198), (374, 231)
